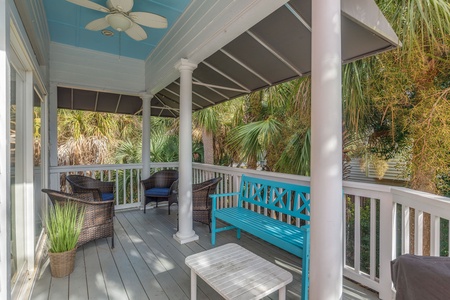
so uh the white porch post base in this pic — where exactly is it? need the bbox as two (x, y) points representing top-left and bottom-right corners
(173, 232), (199, 245)
(174, 58), (198, 244)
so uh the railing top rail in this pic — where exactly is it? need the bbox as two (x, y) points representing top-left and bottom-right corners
(392, 187), (450, 219)
(192, 162), (311, 185)
(50, 162), (179, 173)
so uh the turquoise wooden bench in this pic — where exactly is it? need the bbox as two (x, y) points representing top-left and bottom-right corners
(210, 174), (311, 300)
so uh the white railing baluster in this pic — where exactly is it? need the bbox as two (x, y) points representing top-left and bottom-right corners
(130, 168), (134, 204)
(415, 210), (423, 255)
(402, 206), (410, 254)
(430, 214), (440, 256)
(354, 196), (361, 274)
(369, 198), (376, 280)
(447, 222), (450, 257)
(115, 170), (119, 206)
(343, 194), (347, 266)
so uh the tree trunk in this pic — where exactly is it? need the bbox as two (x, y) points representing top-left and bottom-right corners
(202, 128), (214, 164)
(409, 164), (436, 255)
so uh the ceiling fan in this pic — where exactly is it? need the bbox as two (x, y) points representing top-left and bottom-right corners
(67, 0), (168, 41)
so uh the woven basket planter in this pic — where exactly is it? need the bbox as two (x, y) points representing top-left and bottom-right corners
(48, 248), (77, 278)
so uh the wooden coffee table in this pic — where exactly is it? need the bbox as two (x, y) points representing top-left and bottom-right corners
(185, 243), (293, 299)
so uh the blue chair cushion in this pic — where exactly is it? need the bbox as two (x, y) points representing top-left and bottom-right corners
(145, 188), (170, 197)
(101, 193), (114, 201)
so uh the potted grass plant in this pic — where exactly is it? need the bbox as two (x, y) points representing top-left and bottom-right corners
(46, 201), (85, 278)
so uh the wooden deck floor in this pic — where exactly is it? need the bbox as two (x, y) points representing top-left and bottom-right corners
(31, 206), (379, 300)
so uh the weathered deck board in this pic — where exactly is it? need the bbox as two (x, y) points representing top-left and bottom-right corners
(83, 242), (108, 299)
(107, 232), (149, 300)
(31, 206), (379, 300)
(68, 250), (88, 300)
(117, 213), (187, 300)
(114, 214), (167, 300)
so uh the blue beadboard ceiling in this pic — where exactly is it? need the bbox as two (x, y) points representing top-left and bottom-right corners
(43, 0), (191, 60)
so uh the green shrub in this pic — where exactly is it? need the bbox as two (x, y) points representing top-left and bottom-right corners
(46, 201), (85, 253)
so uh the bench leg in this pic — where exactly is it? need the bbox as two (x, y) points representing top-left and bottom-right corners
(237, 228), (241, 240)
(301, 249), (310, 299)
(211, 215), (216, 245)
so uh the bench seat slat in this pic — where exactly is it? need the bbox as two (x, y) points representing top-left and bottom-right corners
(215, 207), (306, 250)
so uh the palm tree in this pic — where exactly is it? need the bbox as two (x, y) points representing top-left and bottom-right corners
(341, 0), (450, 256)
(193, 107), (219, 164)
(344, 0), (450, 192)
(226, 79), (312, 173)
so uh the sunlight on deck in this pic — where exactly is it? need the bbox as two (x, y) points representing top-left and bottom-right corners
(31, 206), (379, 300)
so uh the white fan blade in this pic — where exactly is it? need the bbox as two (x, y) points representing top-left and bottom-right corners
(85, 17), (110, 31)
(66, 0), (110, 12)
(125, 23), (147, 41)
(109, 0), (133, 12)
(129, 12), (168, 29)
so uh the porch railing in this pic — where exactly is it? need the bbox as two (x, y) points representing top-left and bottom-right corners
(49, 162), (450, 299)
(49, 162), (178, 210)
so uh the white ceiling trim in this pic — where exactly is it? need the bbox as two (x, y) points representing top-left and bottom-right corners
(163, 86), (203, 109)
(50, 43), (146, 95)
(193, 77), (230, 100)
(246, 30), (303, 77)
(94, 92), (99, 111)
(201, 61), (251, 93)
(192, 82), (249, 94)
(114, 95), (122, 113)
(219, 49), (272, 86)
(154, 95), (178, 117)
(172, 81), (211, 106)
(284, 3), (311, 32)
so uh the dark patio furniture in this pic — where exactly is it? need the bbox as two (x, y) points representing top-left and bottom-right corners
(168, 179), (178, 215)
(391, 254), (450, 300)
(42, 189), (115, 248)
(172, 177), (222, 231)
(140, 169), (178, 213)
(193, 177), (222, 231)
(66, 174), (115, 202)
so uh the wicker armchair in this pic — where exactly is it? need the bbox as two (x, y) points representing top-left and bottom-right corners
(140, 169), (178, 213)
(172, 177), (222, 231)
(66, 175), (115, 202)
(42, 189), (115, 248)
(193, 177), (222, 231)
(168, 179), (178, 215)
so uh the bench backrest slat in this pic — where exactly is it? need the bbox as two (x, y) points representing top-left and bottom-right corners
(238, 175), (310, 222)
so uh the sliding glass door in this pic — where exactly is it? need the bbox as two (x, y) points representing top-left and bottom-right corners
(10, 62), (27, 290)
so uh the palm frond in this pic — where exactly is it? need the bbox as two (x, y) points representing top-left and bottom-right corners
(227, 118), (281, 163)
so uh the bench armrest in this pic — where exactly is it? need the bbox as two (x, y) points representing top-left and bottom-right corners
(210, 192), (240, 210)
(300, 224), (310, 233)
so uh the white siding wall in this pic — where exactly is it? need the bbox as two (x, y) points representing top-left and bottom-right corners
(348, 157), (409, 183)
(50, 43), (145, 94)
(0, 1), (11, 299)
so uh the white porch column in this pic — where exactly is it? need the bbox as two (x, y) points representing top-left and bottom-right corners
(49, 82), (59, 190)
(140, 93), (152, 207)
(173, 59), (199, 244)
(310, 0), (343, 299)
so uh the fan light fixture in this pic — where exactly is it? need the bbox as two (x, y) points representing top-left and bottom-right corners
(101, 29), (114, 36)
(106, 14), (132, 32)
(67, 0), (168, 41)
